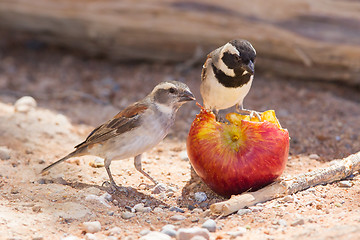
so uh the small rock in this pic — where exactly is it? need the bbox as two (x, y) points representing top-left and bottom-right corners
(140, 231), (171, 240)
(152, 183), (167, 194)
(278, 219), (287, 227)
(89, 157), (104, 168)
(282, 195), (294, 203)
(176, 227), (210, 240)
(103, 193), (113, 202)
(179, 151), (189, 161)
(291, 218), (305, 226)
(83, 221), (101, 233)
(85, 233), (97, 240)
(194, 192), (207, 202)
(107, 226), (122, 236)
(227, 227), (247, 237)
(153, 207), (164, 213)
(309, 154), (320, 160)
(170, 214), (186, 221)
(0, 146), (11, 160)
(237, 209), (252, 216)
(190, 237), (207, 240)
(32, 205), (42, 213)
(249, 206), (263, 212)
(33, 237), (44, 240)
(14, 96), (37, 113)
(85, 194), (111, 207)
(161, 225), (177, 237)
(338, 180), (353, 188)
(192, 208), (203, 214)
(121, 212), (136, 219)
(139, 229), (151, 236)
(133, 203), (145, 212)
(169, 206), (185, 213)
(201, 219), (216, 232)
(191, 217), (199, 223)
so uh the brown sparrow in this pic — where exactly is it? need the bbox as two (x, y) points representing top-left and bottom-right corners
(200, 39), (259, 119)
(41, 81), (195, 192)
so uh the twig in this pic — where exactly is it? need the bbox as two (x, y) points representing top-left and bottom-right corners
(210, 151), (360, 216)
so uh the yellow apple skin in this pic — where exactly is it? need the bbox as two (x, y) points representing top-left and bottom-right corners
(187, 107), (289, 197)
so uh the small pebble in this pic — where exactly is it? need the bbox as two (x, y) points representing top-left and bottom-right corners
(291, 218), (305, 226)
(237, 209), (251, 216)
(153, 207), (164, 213)
(89, 157), (104, 168)
(0, 146), (11, 160)
(202, 219), (216, 232)
(32, 205), (42, 213)
(194, 192), (207, 202)
(139, 229), (151, 236)
(249, 206), (263, 212)
(282, 196), (294, 203)
(176, 227), (210, 240)
(278, 219), (287, 227)
(85, 233), (97, 240)
(161, 225), (177, 237)
(169, 206), (185, 213)
(338, 180), (352, 188)
(121, 212), (136, 219)
(14, 96), (37, 113)
(83, 221), (101, 233)
(227, 227), (246, 237)
(179, 151), (189, 161)
(170, 214), (186, 221)
(139, 231), (171, 240)
(107, 226), (122, 236)
(192, 208), (203, 214)
(309, 154), (320, 160)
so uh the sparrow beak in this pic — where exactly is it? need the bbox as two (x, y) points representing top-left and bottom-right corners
(180, 90), (196, 102)
(242, 60), (255, 74)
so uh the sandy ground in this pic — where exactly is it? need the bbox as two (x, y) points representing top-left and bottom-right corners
(0, 37), (360, 240)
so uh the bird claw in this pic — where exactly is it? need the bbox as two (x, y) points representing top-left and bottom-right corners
(102, 181), (129, 195)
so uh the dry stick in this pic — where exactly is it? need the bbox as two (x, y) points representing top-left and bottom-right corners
(210, 151), (360, 216)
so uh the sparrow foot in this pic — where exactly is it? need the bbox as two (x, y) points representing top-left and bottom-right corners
(102, 181), (129, 195)
(236, 107), (262, 122)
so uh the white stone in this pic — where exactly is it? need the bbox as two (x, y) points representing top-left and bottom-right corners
(176, 227), (210, 240)
(107, 226), (122, 236)
(83, 221), (101, 233)
(201, 219), (216, 232)
(85, 233), (97, 240)
(0, 146), (11, 160)
(139, 231), (171, 240)
(14, 96), (37, 113)
(194, 192), (207, 202)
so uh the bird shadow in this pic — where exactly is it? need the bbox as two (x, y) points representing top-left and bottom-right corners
(38, 177), (168, 208)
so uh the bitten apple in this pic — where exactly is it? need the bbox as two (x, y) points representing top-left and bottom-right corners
(187, 106), (289, 197)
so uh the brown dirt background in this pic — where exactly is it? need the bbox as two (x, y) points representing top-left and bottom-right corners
(0, 35), (359, 239)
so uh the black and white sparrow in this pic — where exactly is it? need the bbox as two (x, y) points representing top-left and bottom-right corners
(41, 81), (195, 191)
(200, 39), (258, 119)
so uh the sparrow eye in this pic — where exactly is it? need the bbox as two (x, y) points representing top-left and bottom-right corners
(169, 87), (176, 94)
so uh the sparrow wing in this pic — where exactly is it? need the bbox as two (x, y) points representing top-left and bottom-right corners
(74, 103), (148, 149)
(201, 54), (211, 82)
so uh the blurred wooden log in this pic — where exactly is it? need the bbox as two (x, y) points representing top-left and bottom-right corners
(0, 0), (359, 85)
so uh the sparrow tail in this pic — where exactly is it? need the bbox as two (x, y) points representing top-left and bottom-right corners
(41, 150), (82, 174)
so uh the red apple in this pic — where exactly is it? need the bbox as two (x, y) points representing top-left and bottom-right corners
(186, 106), (289, 197)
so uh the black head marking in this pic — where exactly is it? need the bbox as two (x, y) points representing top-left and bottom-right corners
(212, 63), (252, 88)
(228, 39), (256, 65)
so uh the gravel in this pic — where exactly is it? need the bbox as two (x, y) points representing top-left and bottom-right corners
(338, 181), (353, 188)
(14, 96), (37, 113)
(161, 225), (177, 237)
(227, 227), (247, 237)
(194, 192), (207, 202)
(291, 218), (305, 226)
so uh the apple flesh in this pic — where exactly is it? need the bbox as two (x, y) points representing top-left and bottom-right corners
(186, 107), (289, 197)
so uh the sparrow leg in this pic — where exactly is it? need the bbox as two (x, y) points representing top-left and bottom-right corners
(213, 109), (225, 122)
(134, 154), (158, 185)
(104, 158), (128, 194)
(134, 154), (167, 193)
(235, 104), (262, 121)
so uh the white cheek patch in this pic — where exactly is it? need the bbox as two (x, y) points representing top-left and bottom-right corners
(215, 43), (241, 77)
(155, 103), (173, 115)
